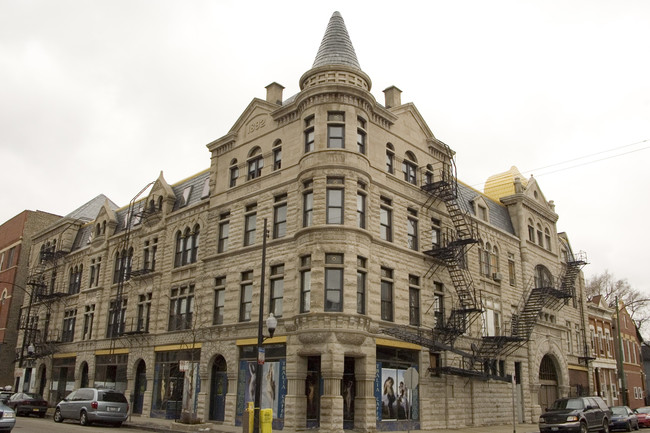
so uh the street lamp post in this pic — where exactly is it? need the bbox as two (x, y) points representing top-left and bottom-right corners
(253, 219), (277, 433)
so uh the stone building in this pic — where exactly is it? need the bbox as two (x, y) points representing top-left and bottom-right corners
(14, 11), (592, 430)
(0, 210), (61, 388)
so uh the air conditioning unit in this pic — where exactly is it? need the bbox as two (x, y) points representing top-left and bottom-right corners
(492, 272), (502, 282)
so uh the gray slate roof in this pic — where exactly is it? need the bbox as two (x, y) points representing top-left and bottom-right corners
(65, 194), (118, 222)
(458, 182), (515, 235)
(312, 11), (361, 70)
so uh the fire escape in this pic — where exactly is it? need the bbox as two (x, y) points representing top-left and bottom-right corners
(19, 240), (70, 365)
(382, 142), (588, 381)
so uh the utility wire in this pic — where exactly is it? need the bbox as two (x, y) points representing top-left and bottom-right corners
(466, 138), (649, 187)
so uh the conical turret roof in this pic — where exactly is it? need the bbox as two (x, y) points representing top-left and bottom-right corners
(312, 11), (361, 70)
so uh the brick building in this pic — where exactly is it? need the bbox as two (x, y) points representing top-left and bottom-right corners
(587, 295), (620, 405)
(14, 12), (592, 430)
(612, 302), (646, 409)
(0, 210), (61, 388)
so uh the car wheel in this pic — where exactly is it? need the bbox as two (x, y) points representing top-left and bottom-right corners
(580, 421), (588, 433)
(602, 419), (610, 433)
(53, 408), (63, 423)
(80, 410), (91, 426)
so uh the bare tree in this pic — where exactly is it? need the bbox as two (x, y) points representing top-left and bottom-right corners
(587, 270), (650, 335)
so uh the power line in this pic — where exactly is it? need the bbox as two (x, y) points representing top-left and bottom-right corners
(466, 138), (649, 187)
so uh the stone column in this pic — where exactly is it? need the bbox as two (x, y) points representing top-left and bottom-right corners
(320, 349), (344, 433)
(283, 349), (307, 430)
(354, 355), (377, 433)
(223, 371), (238, 425)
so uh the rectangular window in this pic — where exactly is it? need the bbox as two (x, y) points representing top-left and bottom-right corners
(357, 256), (366, 314)
(386, 150), (394, 174)
(61, 309), (77, 343)
(325, 253), (344, 312)
(431, 218), (441, 248)
(327, 112), (345, 148)
(106, 298), (127, 338)
(357, 182), (366, 229)
(303, 180), (314, 228)
(357, 117), (366, 154)
(528, 224), (535, 242)
(240, 271), (254, 322)
(304, 116), (315, 153)
(218, 212), (230, 253)
(434, 282), (444, 328)
(300, 255), (311, 313)
(143, 238), (158, 272)
(326, 177), (344, 224)
(244, 204), (257, 246)
(407, 208), (418, 250)
(168, 285), (194, 331)
(567, 321), (573, 353)
(137, 293), (152, 332)
(409, 275), (420, 326)
(273, 195), (288, 238)
(381, 267), (394, 321)
(213, 276), (226, 325)
(270, 264), (284, 317)
(508, 253), (516, 286)
(82, 305), (94, 340)
(380, 197), (393, 242)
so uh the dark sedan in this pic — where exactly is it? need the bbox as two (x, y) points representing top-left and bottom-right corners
(610, 405), (639, 431)
(6, 393), (48, 417)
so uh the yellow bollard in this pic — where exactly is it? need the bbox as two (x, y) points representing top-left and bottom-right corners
(260, 408), (273, 433)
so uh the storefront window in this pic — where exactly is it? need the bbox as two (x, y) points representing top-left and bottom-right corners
(375, 346), (419, 425)
(94, 354), (128, 393)
(151, 349), (201, 419)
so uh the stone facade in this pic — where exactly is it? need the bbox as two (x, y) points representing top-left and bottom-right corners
(14, 11), (595, 431)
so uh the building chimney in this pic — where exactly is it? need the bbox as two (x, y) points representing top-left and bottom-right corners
(383, 86), (402, 108)
(265, 82), (285, 105)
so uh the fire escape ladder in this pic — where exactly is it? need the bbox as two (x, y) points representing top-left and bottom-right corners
(560, 251), (588, 296)
(422, 143), (482, 344)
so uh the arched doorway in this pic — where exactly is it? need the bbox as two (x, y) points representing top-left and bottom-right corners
(209, 356), (227, 421)
(133, 360), (147, 414)
(80, 362), (89, 388)
(539, 354), (559, 411)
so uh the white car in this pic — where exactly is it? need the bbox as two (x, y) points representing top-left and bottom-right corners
(0, 402), (16, 432)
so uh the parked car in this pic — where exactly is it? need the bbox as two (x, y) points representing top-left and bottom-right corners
(635, 407), (650, 428)
(0, 393), (13, 405)
(609, 406), (639, 431)
(6, 393), (47, 417)
(0, 402), (16, 432)
(53, 388), (129, 427)
(539, 396), (612, 433)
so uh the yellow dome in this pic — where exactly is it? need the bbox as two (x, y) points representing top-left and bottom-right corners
(484, 166), (527, 201)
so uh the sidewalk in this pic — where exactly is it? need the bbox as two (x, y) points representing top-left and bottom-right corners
(123, 415), (540, 433)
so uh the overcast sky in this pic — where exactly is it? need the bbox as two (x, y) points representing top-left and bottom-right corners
(1, 1), (649, 295)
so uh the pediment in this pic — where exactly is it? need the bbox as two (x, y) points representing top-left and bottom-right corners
(229, 98), (279, 141)
(389, 103), (436, 141)
(523, 176), (554, 213)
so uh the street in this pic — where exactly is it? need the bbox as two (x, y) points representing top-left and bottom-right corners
(11, 415), (145, 433)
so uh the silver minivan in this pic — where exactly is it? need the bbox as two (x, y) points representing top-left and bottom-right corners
(53, 388), (128, 427)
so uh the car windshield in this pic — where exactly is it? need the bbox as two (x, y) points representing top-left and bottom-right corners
(612, 407), (628, 416)
(637, 407), (650, 414)
(100, 392), (127, 403)
(24, 393), (41, 400)
(551, 399), (583, 410)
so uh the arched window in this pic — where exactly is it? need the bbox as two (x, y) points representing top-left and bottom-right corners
(191, 224), (200, 263)
(157, 196), (163, 210)
(229, 159), (239, 188)
(175, 231), (184, 267)
(491, 246), (499, 275)
(534, 265), (553, 289)
(247, 147), (264, 180)
(402, 151), (418, 185)
(96, 224), (101, 236)
(544, 228), (552, 250)
(386, 143), (395, 174)
(425, 164), (434, 186)
(273, 140), (282, 170)
(483, 243), (492, 276)
(527, 219), (535, 242)
(536, 224), (543, 246)
(183, 227), (192, 265)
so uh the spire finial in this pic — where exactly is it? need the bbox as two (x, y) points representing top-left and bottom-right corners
(312, 11), (361, 70)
